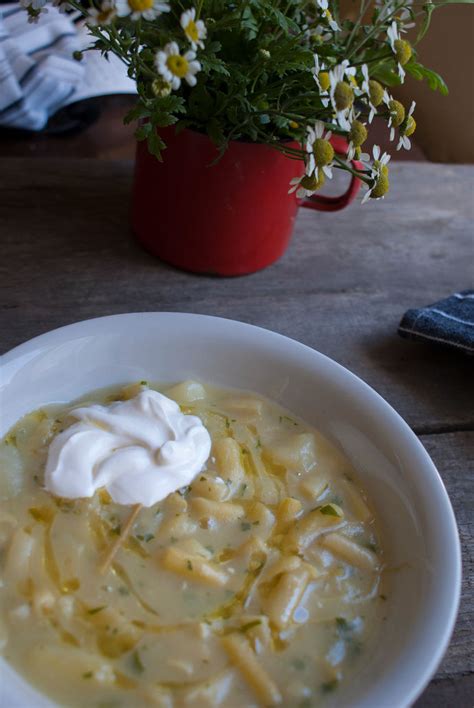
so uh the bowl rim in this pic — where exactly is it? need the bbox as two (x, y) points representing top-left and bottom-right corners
(0, 312), (462, 707)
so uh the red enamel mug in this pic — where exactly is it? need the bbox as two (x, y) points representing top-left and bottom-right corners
(132, 126), (362, 276)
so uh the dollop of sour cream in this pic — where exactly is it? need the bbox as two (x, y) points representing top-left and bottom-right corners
(44, 390), (211, 506)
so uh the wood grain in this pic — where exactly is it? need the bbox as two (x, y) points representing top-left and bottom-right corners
(1, 159), (473, 433)
(0, 158), (472, 706)
(415, 432), (474, 705)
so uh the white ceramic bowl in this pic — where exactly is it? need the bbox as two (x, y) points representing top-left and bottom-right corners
(0, 313), (461, 708)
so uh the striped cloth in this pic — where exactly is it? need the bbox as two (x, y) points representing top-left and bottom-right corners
(398, 291), (474, 355)
(0, 2), (84, 130)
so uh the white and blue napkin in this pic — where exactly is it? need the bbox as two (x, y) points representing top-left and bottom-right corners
(0, 2), (136, 131)
(399, 291), (474, 355)
(0, 3), (84, 130)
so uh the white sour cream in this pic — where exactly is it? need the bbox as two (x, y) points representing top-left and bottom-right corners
(44, 390), (211, 506)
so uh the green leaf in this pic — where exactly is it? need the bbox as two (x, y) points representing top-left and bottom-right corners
(200, 55), (231, 77)
(370, 62), (402, 87)
(135, 122), (152, 142)
(207, 118), (225, 147)
(146, 130), (166, 161)
(241, 6), (259, 39)
(124, 102), (150, 125)
(405, 60), (449, 95)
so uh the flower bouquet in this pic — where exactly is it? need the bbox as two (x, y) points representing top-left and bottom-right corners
(23, 0), (469, 273)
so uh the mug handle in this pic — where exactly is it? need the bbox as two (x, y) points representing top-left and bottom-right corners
(300, 135), (363, 213)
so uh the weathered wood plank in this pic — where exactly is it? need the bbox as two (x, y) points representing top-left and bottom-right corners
(1, 159), (472, 432)
(416, 432), (474, 692)
(416, 674), (474, 708)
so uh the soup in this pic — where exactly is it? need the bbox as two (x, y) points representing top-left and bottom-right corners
(0, 381), (386, 707)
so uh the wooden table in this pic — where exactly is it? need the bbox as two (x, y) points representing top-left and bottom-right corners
(1, 158), (473, 706)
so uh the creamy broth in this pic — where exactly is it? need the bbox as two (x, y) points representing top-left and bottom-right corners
(0, 382), (387, 707)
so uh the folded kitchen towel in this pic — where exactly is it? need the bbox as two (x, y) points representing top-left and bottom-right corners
(398, 291), (474, 355)
(0, 3), (84, 131)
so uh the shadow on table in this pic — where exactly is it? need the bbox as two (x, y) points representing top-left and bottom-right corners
(365, 333), (474, 434)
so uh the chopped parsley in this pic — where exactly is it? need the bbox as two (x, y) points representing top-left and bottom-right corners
(336, 617), (351, 633)
(130, 650), (145, 674)
(240, 522), (251, 531)
(87, 606), (106, 615)
(291, 658), (306, 671)
(240, 620), (262, 633)
(321, 679), (339, 693)
(117, 586), (129, 596)
(318, 503), (343, 517)
(82, 671), (93, 679)
(239, 483), (247, 497)
(186, 560), (193, 571)
(136, 533), (155, 543)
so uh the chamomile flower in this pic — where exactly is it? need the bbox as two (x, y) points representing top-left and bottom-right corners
(361, 145), (391, 204)
(289, 171), (326, 199)
(397, 101), (416, 150)
(180, 8), (207, 50)
(155, 42), (201, 90)
(329, 61), (356, 130)
(306, 121), (334, 179)
(386, 97), (405, 141)
(347, 119), (368, 160)
(87, 1), (117, 25)
(116, 0), (170, 21)
(312, 54), (330, 107)
(387, 20), (411, 81)
(315, 0), (340, 32)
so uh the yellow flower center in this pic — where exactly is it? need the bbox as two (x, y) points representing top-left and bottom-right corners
(394, 39), (412, 66)
(128, 0), (153, 11)
(319, 71), (330, 91)
(348, 120), (368, 147)
(289, 120), (299, 129)
(334, 82), (354, 111)
(185, 19), (199, 42)
(301, 171), (325, 192)
(324, 9), (333, 21)
(313, 138), (334, 167)
(388, 99), (405, 127)
(167, 54), (189, 78)
(374, 161), (389, 178)
(368, 79), (384, 107)
(371, 173), (389, 199)
(403, 115), (417, 137)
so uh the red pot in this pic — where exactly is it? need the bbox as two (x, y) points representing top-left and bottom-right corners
(132, 127), (362, 276)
